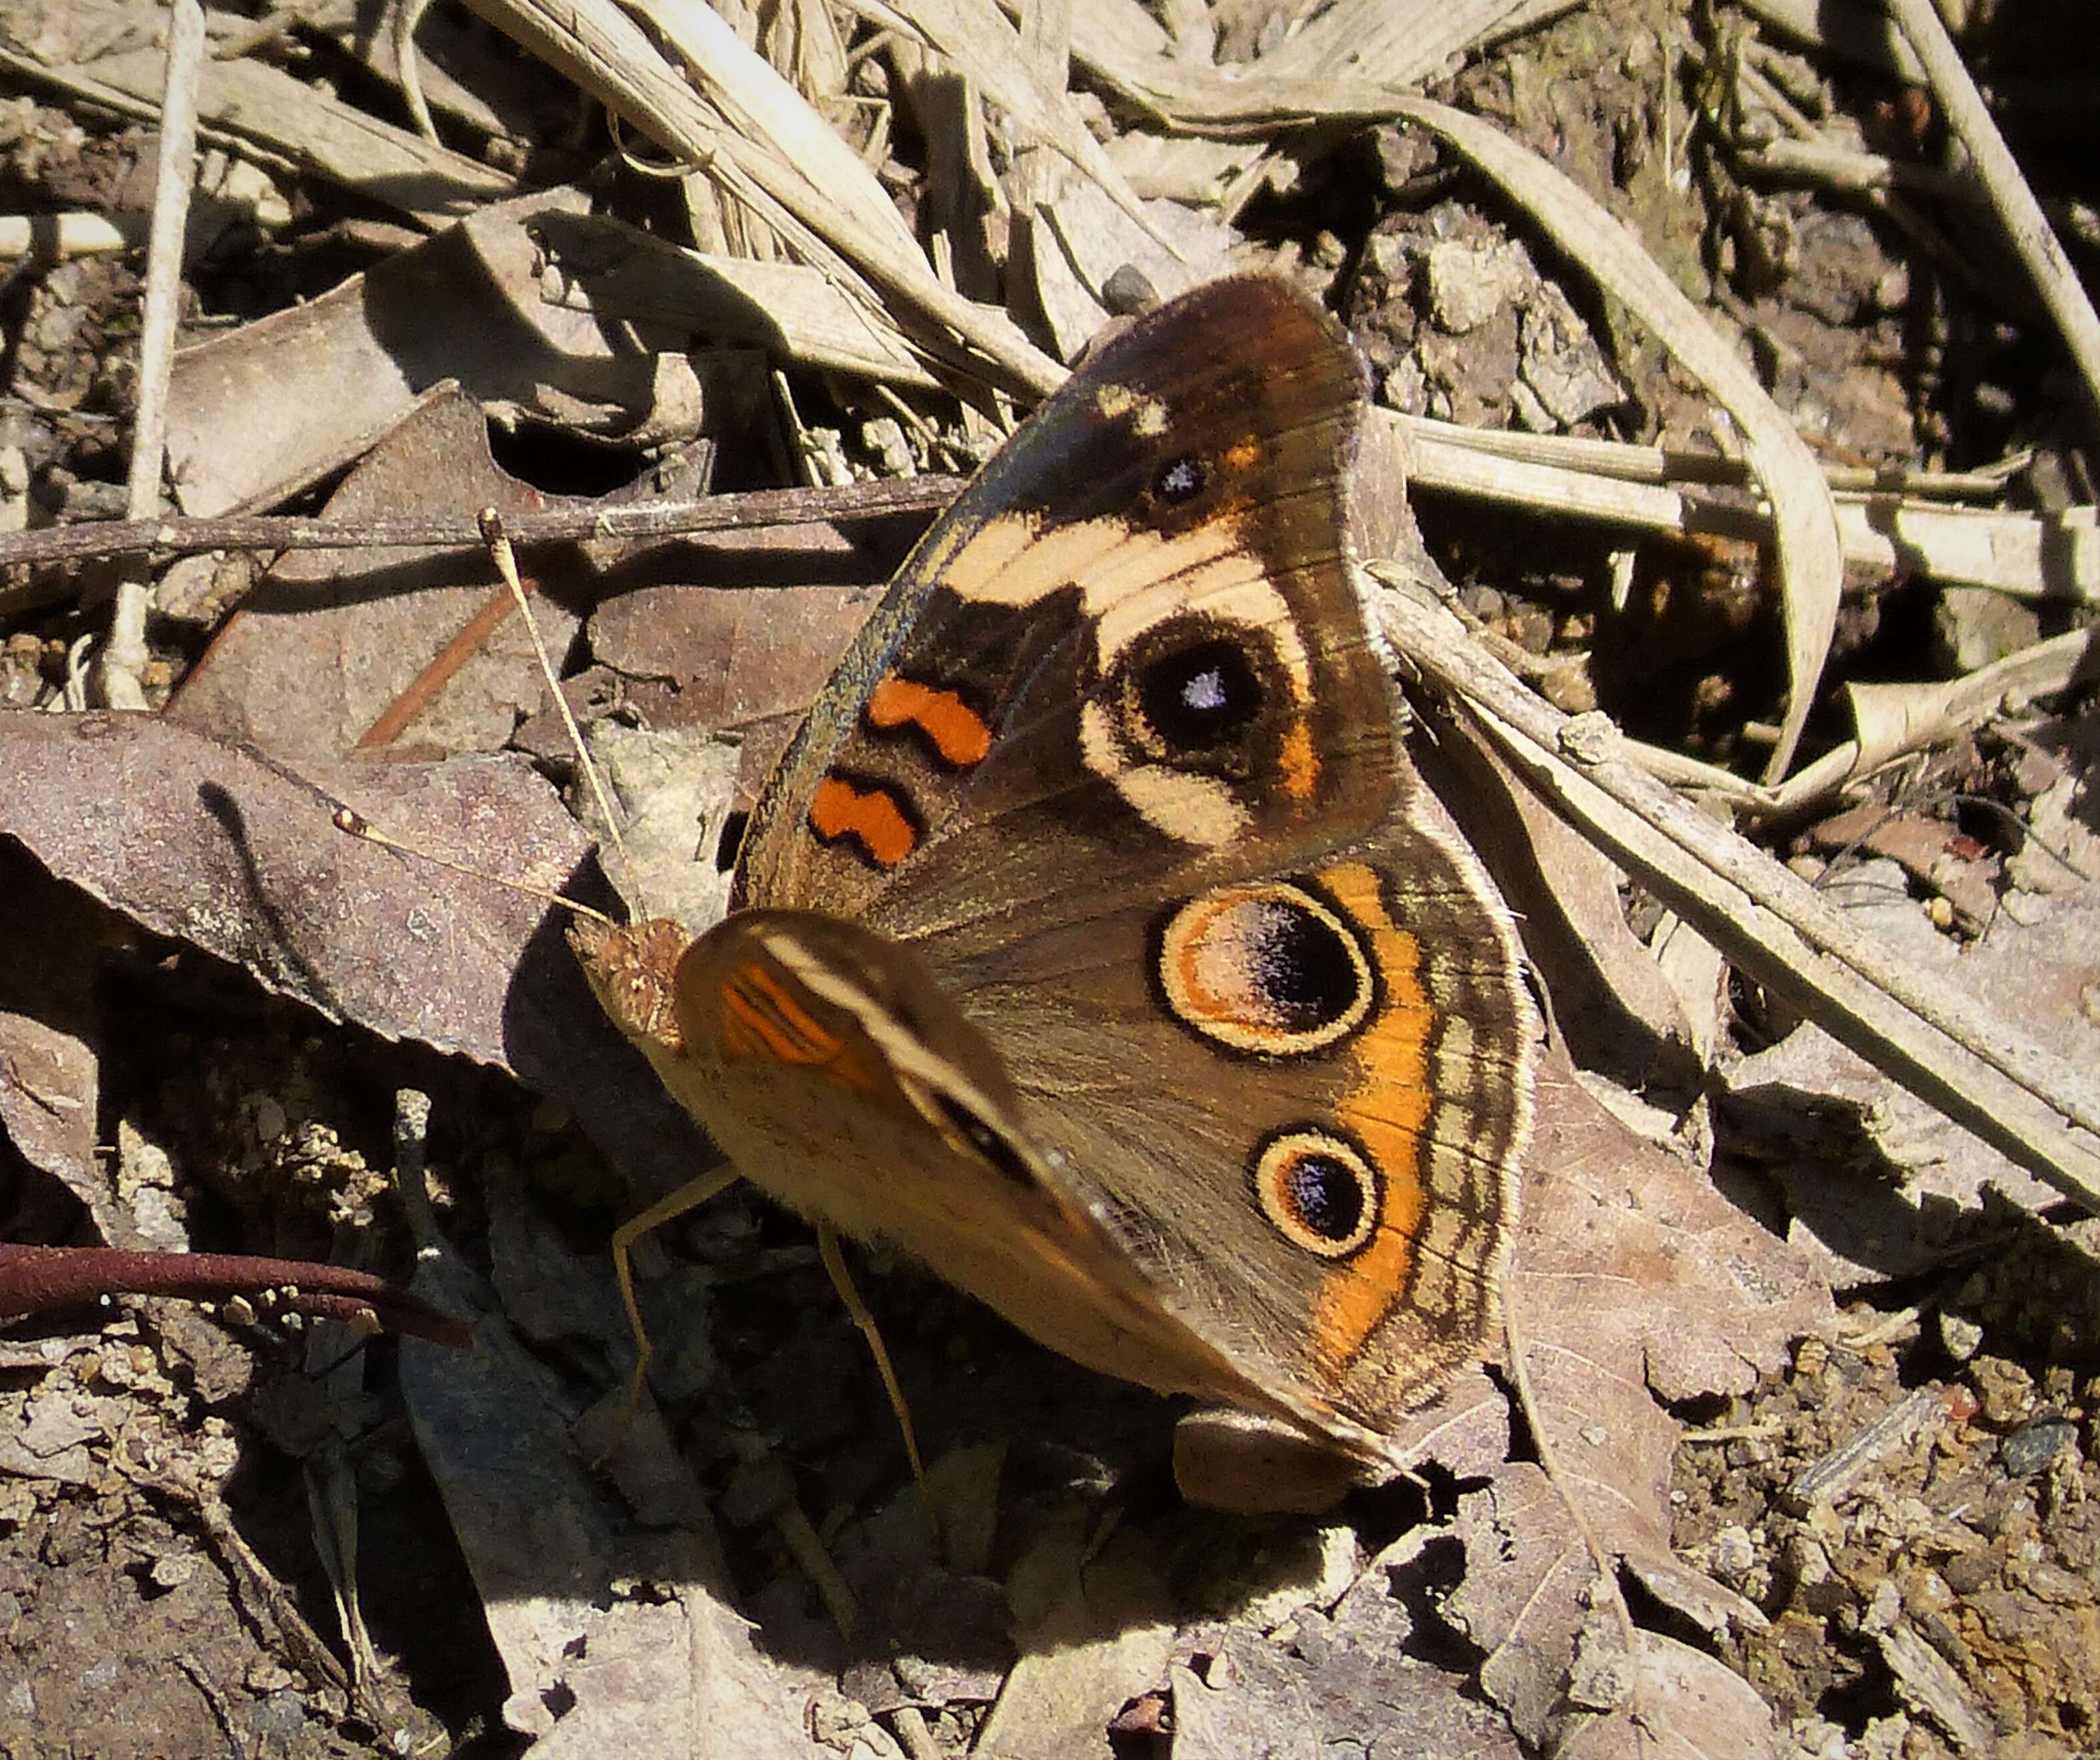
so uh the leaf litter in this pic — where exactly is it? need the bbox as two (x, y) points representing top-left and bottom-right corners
(1, 0), (2099, 1756)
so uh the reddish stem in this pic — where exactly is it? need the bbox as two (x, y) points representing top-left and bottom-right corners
(0, 1244), (473, 1347)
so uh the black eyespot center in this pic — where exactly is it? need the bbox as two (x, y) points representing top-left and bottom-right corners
(1285, 1150), (1365, 1241)
(1243, 898), (1362, 1033)
(1154, 453), (1206, 502)
(1251, 1129), (1380, 1258)
(1136, 635), (1263, 752)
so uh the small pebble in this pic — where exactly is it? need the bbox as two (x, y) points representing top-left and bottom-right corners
(1786, 1531), (1832, 1588)
(250, 1690), (307, 1745)
(150, 1554), (196, 1589)
(2000, 1415), (2076, 1479)
(1971, 1356), (2035, 1427)
(1707, 1525), (1756, 1581)
(2025, 1560), (2089, 1605)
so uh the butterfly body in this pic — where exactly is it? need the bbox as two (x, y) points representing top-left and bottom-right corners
(575, 277), (1536, 1505)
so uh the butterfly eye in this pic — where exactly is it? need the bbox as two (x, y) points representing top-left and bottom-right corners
(1253, 1130), (1380, 1259)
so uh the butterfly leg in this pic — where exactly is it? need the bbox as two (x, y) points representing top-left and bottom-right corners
(610, 1162), (743, 1419)
(814, 1225), (934, 1525)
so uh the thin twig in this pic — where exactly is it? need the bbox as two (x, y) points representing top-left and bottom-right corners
(393, 0), (442, 143)
(0, 1243), (473, 1344)
(95, 0), (205, 710)
(0, 213), (145, 259)
(1887, 0), (2100, 433)
(0, 474), (960, 572)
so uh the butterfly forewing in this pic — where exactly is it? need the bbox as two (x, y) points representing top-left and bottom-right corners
(735, 276), (1392, 950)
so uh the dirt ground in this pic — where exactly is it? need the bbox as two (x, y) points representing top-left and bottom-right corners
(2, 0), (2097, 1755)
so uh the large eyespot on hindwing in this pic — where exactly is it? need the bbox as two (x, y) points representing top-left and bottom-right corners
(1252, 1129), (1380, 1260)
(1155, 881), (1374, 1056)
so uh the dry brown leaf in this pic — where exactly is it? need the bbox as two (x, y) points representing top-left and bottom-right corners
(587, 580), (885, 813)
(1724, 846), (2100, 1280)
(587, 583), (887, 736)
(1430, 717), (1706, 1092)
(400, 1250), (829, 1755)
(573, 723), (741, 936)
(532, 225), (945, 388)
(1553, 1629), (1785, 1760)
(1803, 802), (1999, 926)
(164, 188), (662, 516)
(0, 709), (712, 1206)
(0, 848), (112, 1235)
(1171, 1620), (1526, 1760)
(170, 389), (584, 762)
(974, 1526), (1176, 1760)
(1407, 1056), (1833, 1749)
(0, 711), (575, 1063)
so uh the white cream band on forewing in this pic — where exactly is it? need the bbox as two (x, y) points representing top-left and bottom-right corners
(1095, 568), (1309, 688)
(941, 508), (1314, 690)
(926, 509), (1121, 607)
(936, 508), (1316, 848)
(1080, 698), (1253, 847)
(1092, 384), (1170, 435)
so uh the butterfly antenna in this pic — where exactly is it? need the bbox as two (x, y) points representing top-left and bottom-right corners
(479, 507), (647, 913)
(329, 802), (617, 930)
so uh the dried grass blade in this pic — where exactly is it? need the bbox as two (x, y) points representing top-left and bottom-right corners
(870, 0), (1178, 255)
(467, 0), (1063, 394)
(1391, 96), (1843, 785)
(1379, 583), (2100, 1218)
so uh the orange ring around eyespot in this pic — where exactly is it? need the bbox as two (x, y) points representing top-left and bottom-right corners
(1156, 881), (1371, 1056)
(1302, 859), (1437, 1369)
(1253, 1130), (1379, 1258)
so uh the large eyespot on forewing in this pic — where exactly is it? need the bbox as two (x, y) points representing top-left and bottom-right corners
(1081, 603), (1321, 850)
